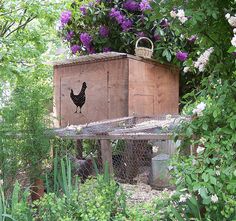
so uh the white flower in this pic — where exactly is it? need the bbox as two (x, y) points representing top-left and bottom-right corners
(168, 165), (174, 171)
(233, 28), (236, 34)
(225, 13), (231, 19)
(198, 64), (205, 72)
(231, 35), (236, 47)
(0, 179), (3, 186)
(192, 102), (206, 116)
(215, 170), (220, 176)
(196, 146), (205, 154)
(183, 67), (190, 73)
(175, 9), (188, 24)
(211, 194), (218, 203)
(180, 34), (185, 39)
(194, 48), (214, 72)
(228, 16), (236, 27)
(179, 193), (191, 203)
(170, 10), (177, 18)
(177, 9), (185, 18)
(179, 16), (188, 24)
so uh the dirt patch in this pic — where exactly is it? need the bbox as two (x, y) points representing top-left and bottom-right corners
(120, 183), (174, 206)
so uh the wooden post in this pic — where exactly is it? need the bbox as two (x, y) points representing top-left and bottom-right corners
(76, 139), (83, 159)
(100, 140), (113, 174)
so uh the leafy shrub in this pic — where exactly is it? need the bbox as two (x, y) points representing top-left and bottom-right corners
(38, 174), (126, 220)
(0, 181), (33, 221)
(0, 73), (52, 192)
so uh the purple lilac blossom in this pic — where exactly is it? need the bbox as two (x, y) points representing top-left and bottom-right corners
(123, 0), (140, 11)
(99, 26), (109, 37)
(80, 6), (87, 15)
(109, 8), (120, 18)
(137, 32), (145, 37)
(188, 35), (197, 43)
(71, 45), (81, 54)
(232, 52), (236, 56)
(65, 31), (74, 41)
(60, 11), (72, 26)
(80, 33), (92, 47)
(154, 34), (161, 41)
(103, 47), (112, 52)
(139, 0), (151, 11)
(109, 8), (125, 24)
(121, 19), (133, 31)
(176, 51), (188, 61)
(160, 19), (169, 28)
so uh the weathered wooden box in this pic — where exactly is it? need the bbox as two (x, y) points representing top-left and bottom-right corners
(53, 52), (179, 127)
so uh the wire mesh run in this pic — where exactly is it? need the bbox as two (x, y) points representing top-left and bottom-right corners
(71, 139), (179, 188)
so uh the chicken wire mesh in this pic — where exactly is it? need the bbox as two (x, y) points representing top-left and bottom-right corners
(71, 139), (179, 188)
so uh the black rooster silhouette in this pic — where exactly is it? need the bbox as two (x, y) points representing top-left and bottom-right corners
(70, 82), (87, 113)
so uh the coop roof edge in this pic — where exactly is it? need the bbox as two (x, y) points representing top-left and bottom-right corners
(51, 52), (178, 70)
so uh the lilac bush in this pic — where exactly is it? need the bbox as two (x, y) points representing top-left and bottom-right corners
(58, 0), (189, 63)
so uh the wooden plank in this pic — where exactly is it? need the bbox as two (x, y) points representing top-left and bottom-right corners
(100, 140), (113, 174)
(53, 67), (61, 127)
(59, 62), (108, 126)
(107, 58), (129, 119)
(128, 58), (179, 116)
(52, 131), (172, 140)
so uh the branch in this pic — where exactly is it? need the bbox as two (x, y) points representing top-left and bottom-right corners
(18, 9), (27, 28)
(0, 8), (22, 17)
(1, 22), (15, 36)
(5, 15), (37, 37)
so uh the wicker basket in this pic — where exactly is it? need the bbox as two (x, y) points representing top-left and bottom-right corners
(135, 37), (154, 59)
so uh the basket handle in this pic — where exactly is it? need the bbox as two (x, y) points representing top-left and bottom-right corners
(135, 37), (154, 51)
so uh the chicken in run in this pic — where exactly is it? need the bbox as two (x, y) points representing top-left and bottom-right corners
(70, 156), (94, 183)
(70, 82), (87, 114)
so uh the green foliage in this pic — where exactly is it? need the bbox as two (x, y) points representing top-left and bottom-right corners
(37, 162), (126, 221)
(0, 73), (52, 183)
(0, 0), (70, 188)
(171, 80), (236, 220)
(45, 153), (79, 197)
(0, 182), (32, 221)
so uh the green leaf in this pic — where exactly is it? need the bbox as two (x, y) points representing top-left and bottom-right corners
(213, 110), (218, 118)
(186, 175), (192, 185)
(198, 187), (208, 199)
(202, 197), (211, 205)
(228, 46), (236, 53)
(186, 127), (193, 137)
(210, 176), (217, 185)
(202, 173), (209, 182)
(230, 121), (235, 130)
(202, 123), (208, 131)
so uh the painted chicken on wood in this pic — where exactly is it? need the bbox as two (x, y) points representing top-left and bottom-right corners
(70, 82), (87, 113)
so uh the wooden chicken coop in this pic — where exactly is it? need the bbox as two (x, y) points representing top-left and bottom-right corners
(53, 52), (179, 127)
(54, 115), (189, 188)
